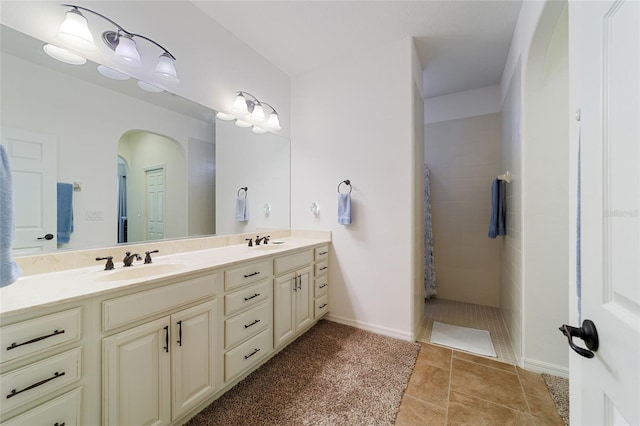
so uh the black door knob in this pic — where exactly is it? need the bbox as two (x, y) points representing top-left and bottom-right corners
(37, 233), (54, 240)
(559, 319), (599, 358)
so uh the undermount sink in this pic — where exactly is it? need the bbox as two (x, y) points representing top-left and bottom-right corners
(97, 263), (184, 282)
(253, 243), (286, 250)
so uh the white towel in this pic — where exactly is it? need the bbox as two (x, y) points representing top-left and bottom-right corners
(235, 196), (249, 222)
(338, 193), (351, 225)
(0, 145), (22, 287)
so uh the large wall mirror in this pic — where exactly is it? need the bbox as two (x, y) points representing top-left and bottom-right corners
(0, 25), (290, 255)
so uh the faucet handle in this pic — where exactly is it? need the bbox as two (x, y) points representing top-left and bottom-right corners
(263, 235), (271, 244)
(144, 250), (159, 264)
(254, 235), (261, 245)
(96, 256), (114, 271)
(245, 238), (253, 247)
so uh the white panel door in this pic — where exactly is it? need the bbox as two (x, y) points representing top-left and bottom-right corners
(570, 1), (640, 425)
(145, 167), (165, 240)
(0, 127), (56, 254)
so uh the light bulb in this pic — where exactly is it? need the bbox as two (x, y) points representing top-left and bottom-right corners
(57, 9), (97, 52)
(114, 34), (141, 67)
(231, 93), (248, 114)
(265, 112), (281, 130)
(155, 53), (179, 83)
(251, 103), (266, 123)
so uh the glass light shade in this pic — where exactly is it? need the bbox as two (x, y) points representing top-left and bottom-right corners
(265, 112), (281, 131)
(231, 93), (248, 114)
(43, 44), (86, 65)
(235, 119), (252, 128)
(252, 125), (268, 134)
(137, 81), (164, 93)
(114, 34), (142, 67)
(216, 112), (236, 121)
(155, 53), (179, 83)
(57, 9), (97, 52)
(251, 104), (266, 123)
(97, 65), (130, 80)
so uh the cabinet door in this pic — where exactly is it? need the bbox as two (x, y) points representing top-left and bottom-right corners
(103, 317), (171, 426)
(273, 273), (295, 348)
(171, 300), (217, 421)
(295, 268), (313, 332)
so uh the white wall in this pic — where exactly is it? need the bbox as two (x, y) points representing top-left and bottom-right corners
(425, 112), (502, 307)
(290, 37), (419, 340)
(425, 84), (501, 124)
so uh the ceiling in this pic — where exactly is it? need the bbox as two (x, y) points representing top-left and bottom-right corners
(193, 1), (522, 99)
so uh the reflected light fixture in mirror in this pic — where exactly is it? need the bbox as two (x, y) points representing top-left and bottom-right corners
(43, 44), (86, 65)
(217, 91), (281, 133)
(97, 64), (130, 80)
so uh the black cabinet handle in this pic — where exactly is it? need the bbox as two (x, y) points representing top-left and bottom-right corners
(163, 326), (169, 353)
(6, 371), (65, 399)
(319, 251), (328, 255)
(319, 266), (328, 271)
(177, 321), (182, 347)
(54, 423), (66, 426)
(319, 303), (327, 309)
(244, 319), (261, 329)
(319, 283), (327, 289)
(244, 293), (260, 301)
(297, 275), (302, 290)
(7, 329), (65, 351)
(244, 348), (261, 360)
(293, 275), (297, 292)
(243, 272), (260, 278)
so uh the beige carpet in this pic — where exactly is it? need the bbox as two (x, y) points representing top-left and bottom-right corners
(187, 320), (419, 425)
(542, 373), (570, 425)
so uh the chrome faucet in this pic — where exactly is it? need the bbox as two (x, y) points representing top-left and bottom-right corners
(255, 235), (270, 246)
(123, 251), (142, 267)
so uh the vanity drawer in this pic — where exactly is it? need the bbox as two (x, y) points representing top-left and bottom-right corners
(224, 328), (272, 382)
(1, 387), (81, 426)
(1, 308), (81, 364)
(314, 245), (329, 261)
(0, 348), (82, 413)
(224, 302), (271, 350)
(314, 295), (329, 319)
(315, 261), (329, 277)
(314, 277), (328, 298)
(225, 260), (272, 291)
(224, 278), (271, 316)
(274, 250), (313, 275)
(103, 274), (216, 331)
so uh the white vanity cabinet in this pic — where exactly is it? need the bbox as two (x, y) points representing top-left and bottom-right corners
(313, 245), (330, 319)
(102, 274), (218, 425)
(0, 307), (84, 426)
(273, 250), (314, 348)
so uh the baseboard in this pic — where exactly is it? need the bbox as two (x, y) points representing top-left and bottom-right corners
(523, 357), (569, 378)
(325, 314), (414, 342)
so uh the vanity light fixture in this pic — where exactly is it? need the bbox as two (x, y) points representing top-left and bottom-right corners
(217, 91), (281, 134)
(45, 4), (179, 84)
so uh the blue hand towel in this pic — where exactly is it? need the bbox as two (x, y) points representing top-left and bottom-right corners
(338, 193), (352, 225)
(0, 145), (22, 287)
(235, 196), (249, 222)
(57, 182), (74, 244)
(488, 179), (506, 238)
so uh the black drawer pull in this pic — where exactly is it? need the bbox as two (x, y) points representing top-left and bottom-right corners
(177, 321), (182, 347)
(244, 293), (260, 301)
(243, 272), (260, 278)
(319, 283), (327, 289)
(163, 326), (169, 353)
(54, 423), (66, 426)
(244, 348), (261, 359)
(319, 266), (327, 271)
(319, 303), (327, 309)
(6, 371), (66, 399)
(319, 251), (328, 255)
(7, 329), (66, 351)
(244, 319), (261, 329)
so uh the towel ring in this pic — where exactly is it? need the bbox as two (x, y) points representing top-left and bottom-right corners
(338, 179), (352, 194)
(237, 186), (248, 198)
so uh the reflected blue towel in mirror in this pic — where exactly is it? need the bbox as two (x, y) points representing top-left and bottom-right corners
(57, 182), (74, 244)
(1, 145), (22, 287)
(235, 196), (249, 222)
(338, 193), (351, 225)
(488, 179), (506, 238)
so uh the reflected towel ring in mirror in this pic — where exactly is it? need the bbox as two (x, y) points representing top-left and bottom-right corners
(338, 179), (352, 194)
(238, 186), (248, 198)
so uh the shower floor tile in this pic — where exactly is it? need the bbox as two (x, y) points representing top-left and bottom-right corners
(417, 298), (518, 366)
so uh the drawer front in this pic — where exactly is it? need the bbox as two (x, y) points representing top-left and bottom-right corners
(1, 308), (81, 364)
(0, 348), (82, 413)
(314, 277), (328, 298)
(314, 295), (329, 319)
(315, 261), (329, 277)
(2, 387), (81, 426)
(103, 273), (216, 331)
(225, 260), (272, 291)
(224, 328), (272, 382)
(314, 245), (329, 262)
(274, 250), (313, 275)
(224, 302), (271, 350)
(224, 279), (271, 317)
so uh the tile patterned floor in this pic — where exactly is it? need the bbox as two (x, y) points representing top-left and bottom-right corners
(417, 298), (518, 366)
(396, 342), (565, 425)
